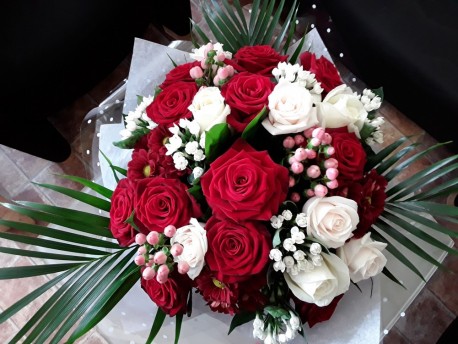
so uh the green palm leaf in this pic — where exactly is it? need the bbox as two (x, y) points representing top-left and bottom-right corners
(57, 174), (113, 199)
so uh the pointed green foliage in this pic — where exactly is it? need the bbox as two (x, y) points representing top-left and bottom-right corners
(205, 122), (232, 162)
(228, 311), (256, 334)
(241, 107), (268, 141)
(146, 308), (167, 344)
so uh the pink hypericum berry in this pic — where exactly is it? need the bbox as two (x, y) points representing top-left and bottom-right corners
(290, 192), (301, 202)
(314, 184), (328, 197)
(213, 75), (221, 85)
(283, 136), (295, 149)
(163, 225), (177, 238)
(204, 42), (214, 56)
(294, 134), (305, 146)
(326, 180), (339, 189)
(294, 148), (307, 161)
(307, 165), (321, 179)
(156, 265), (170, 283)
(137, 246), (147, 255)
(135, 233), (146, 246)
(153, 251), (167, 265)
(288, 156), (298, 165)
(134, 255), (146, 266)
(215, 52), (226, 62)
(190, 66), (204, 79)
(156, 273), (169, 284)
(322, 133), (333, 145)
(177, 261), (190, 274)
(306, 189), (315, 197)
(312, 127), (325, 140)
(217, 66), (229, 79)
(201, 59), (208, 69)
(142, 267), (156, 280)
(291, 162), (304, 174)
(324, 158), (338, 169)
(310, 137), (321, 147)
(326, 146), (336, 156)
(289, 176), (296, 187)
(146, 231), (160, 245)
(306, 149), (317, 159)
(303, 127), (316, 138)
(170, 244), (184, 257)
(326, 168), (339, 180)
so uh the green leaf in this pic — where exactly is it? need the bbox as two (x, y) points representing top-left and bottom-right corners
(191, 19), (211, 45)
(174, 313), (183, 344)
(146, 308), (167, 344)
(113, 126), (150, 149)
(371, 230), (426, 282)
(0, 231), (109, 256)
(381, 267), (406, 290)
(265, 305), (289, 318)
(0, 268), (75, 323)
(262, 0), (285, 45)
(228, 312), (256, 335)
(221, 0), (249, 37)
(407, 177), (458, 202)
(393, 201), (458, 218)
(375, 143), (420, 178)
(250, 0), (274, 45)
(365, 136), (410, 171)
(99, 149), (127, 183)
(205, 123), (232, 162)
(66, 266), (140, 343)
(57, 175), (113, 199)
(288, 34), (306, 65)
(0, 263), (82, 280)
(0, 247), (91, 262)
(241, 107), (268, 141)
(32, 183), (112, 212)
(273, 0), (298, 52)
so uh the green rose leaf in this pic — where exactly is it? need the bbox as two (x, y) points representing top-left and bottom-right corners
(204, 123), (232, 162)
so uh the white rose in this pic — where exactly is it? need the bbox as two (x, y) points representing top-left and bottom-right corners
(262, 80), (318, 135)
(303, 196), (359, 249)
(188, 86), (230, 133)
(284, 252), (350, 306)
(317, 84), (367, 135)
(337, 233), (387, 283)
(170, 218), (208, 279)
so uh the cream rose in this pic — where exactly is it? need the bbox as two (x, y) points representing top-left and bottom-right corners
(317, 84), (367, 135)
(188, 86), (230, 133)
(170, 218), (208, 279)
(284, 252), (350, 306)
(303, 196), (359, 249)
(337, 233), (387, 283)
(262, 80), (318, 135)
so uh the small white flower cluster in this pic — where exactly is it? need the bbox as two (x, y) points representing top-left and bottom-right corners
(272, 62), (323, 95)
(165, 119), (206, 175)
(190, 42), (232, 62)
(360, 89), (382, 112)
(270, 210), (306, 230)
(253, 311), (301, 344)
(119, 96), (156, 139)
(365, 115), (385, 145)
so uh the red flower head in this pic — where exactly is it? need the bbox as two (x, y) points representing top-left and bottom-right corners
(146, 125), (172, 154)
(146, 81), (198, 126)
(233, 45), (288, 77)
(300, 52), (343, 94)
(109, 178), (137, 246)
(327, 127), (367, 182)
(237, 273), (269, 313)
(141, 269), (192, 316)
(134, 177), (201, 233)
(293, 294), (344, 327)
(201, 138), (289, 222)
(221, 72), (274, 133)
(160, 61), (200, 89)
(205, 216), (272, 284)
(195, 267), (239, 315)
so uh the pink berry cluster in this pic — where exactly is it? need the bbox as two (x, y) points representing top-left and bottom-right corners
(283, 127), (339, 200)
(189, 42), (235, 87)
(133, 225), (188, 284)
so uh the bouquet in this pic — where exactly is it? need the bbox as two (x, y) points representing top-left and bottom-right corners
(1, 1), (457, 343)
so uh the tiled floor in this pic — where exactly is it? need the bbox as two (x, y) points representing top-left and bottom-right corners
(1, 1), (457, 343)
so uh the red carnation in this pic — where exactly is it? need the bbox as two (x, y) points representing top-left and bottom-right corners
(141, 269), (192, 316)
(146, 125), (172, 154)
(201, 138), (289, 222)
(300, 51), (343, 94)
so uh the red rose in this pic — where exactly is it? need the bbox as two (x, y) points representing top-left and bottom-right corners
(109, 178), (137, 246)
(293, 294), (344, 327)
(300, 52), (343, 94)
(221, 72), (275, 133)
(205, 216), (272, 283)
(146, 81), (198, 126)
(233, 45), (288, 77)
(160, 61), (200, 89)
(328, 128), (367, 182)
(135, 177), (201, 233)
(141, 270), (192, 316)
(201, 138), (289, 221)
